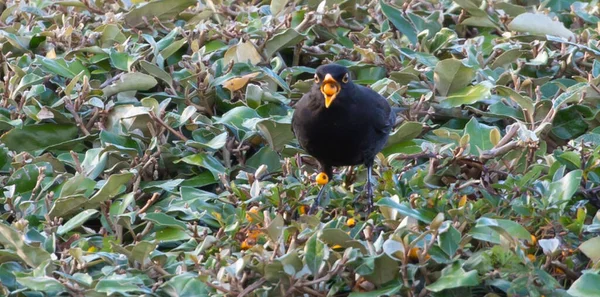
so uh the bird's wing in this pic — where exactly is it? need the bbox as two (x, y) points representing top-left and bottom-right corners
(359, 86), (395, 134)
(290, 91), (312, 136)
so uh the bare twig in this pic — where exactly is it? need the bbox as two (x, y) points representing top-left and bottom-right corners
(238, 278), (266, 297)
(137, 193), (160, 215)
(149, 112), (189, 141)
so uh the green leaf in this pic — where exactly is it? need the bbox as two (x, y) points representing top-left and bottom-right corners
(86, 172), (134, 208)
(57, 210), (99, 235)
(48, 195), (88, 219)
(17, 276), (65, 293)
(348, 283), (403, 297)
(176, 153), (226, 178)
(0, 222), (51, 267)
(143, 213), (187, 230)
(6, 164), (42, 193)
(441, 81), (493, 107)
(12, 73), (44, 98)
(434, 58), (476, 96)
(552, 107), (588, 140)
(376, 197), (435, 223)
(254, 117), (294, 152)
(187, 132), (228, 150)
(264, 29), (304, 58)
(124, 0), (197, 27)
(552, 82), (588, 109)
(215, 106), (260, 130)
(578, 237), (600, 263)
(139, 60), (174, 89)
(0, 124), (79, 153)
(547, 169), (583, 210)
(160, 39), (187, 60)
(131, 241), (158, 265)
(102, 72), (158, 97)
(491, 49), (526, 69)
(471, 218), (532, 244)
(158, 273), (210, 296)
(496, 86), (534, 115)
(379, 0), (417, 45)
(304, 233), (326, 277)
(385, 121), (423, 147)
(464, 118), (496, 155)
(270, 0), (288, 16)
(439, 226), (461, 257)
(319, 228), (367, 253)
(453, 0), (488, 17)
(36, 55), (91, 79)
(95, 278), (145, 295)
(567, 273), (600, 297)
(426, 262), (480, 292)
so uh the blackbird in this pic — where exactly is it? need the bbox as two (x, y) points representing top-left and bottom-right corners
(291, 63), (401, 215)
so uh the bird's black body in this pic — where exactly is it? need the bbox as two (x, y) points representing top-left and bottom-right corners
(291, 64), (396, 214)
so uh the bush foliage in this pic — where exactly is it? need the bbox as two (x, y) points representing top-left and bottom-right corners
(1, 0), (600, 296)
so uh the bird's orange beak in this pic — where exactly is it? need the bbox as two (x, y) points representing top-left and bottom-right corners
(320, 74), (340, 108)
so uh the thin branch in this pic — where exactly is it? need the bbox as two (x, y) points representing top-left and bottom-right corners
(137, 193), (160, 215)
(149, 111), (189, 141)
(238, 278), (266, 297)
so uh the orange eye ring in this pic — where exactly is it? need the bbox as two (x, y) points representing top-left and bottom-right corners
(316, 172), (329, 185)
(342, 73), (349, 83)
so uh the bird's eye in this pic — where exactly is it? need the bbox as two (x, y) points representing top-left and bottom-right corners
(314, 74), (320, 83)
(342, 73), (349, 83)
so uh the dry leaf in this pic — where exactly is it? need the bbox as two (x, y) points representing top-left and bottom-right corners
(508, 12), (575, 41)
(222, 72), (260, 92)
(223, 41), (262, 65)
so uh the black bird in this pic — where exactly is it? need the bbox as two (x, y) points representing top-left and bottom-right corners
(291, 63), (400, 215)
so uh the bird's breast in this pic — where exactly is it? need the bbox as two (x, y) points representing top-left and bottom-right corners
(293, 107), (373, 166)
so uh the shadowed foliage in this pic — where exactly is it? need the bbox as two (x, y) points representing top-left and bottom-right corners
(1, 0), (600, 296)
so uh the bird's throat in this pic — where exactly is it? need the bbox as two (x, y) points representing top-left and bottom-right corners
(321, 82), (339, 108)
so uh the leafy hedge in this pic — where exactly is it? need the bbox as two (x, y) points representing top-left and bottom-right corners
(1, 0), (600, 296)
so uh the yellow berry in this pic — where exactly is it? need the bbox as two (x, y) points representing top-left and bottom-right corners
(529, 234), (537, 246)
(347, 218), (356, 227)
(316, 172), (329, 185)
(458, 195), (467, 207)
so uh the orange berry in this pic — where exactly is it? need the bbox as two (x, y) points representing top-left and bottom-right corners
(316, 172), (329, 185)
(529, 234), (537, 246)
(245, 206), (259, 222)
(347, 218), (356, 227)
(298, 205), (307, 215)
(241, 241), (251, 250)
(527, 254), (535, 262)
(408, 247), (420, 261)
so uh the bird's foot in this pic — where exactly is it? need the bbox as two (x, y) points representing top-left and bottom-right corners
(365, 181), (374, 216)
(353, 166), (375, 216)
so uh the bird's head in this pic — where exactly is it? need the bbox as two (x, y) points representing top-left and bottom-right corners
(314, 64), (352, 108)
